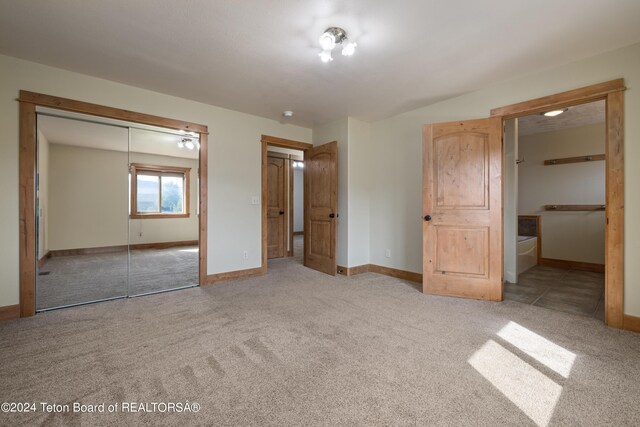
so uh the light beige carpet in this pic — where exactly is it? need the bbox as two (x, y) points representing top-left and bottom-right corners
(37, 246), (199, 310)
(1, 248), (639, 426)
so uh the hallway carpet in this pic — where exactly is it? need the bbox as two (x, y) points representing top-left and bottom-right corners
(1, 251), (639, 426)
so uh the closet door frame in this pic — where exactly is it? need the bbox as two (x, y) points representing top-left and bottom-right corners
(18, 90), (209, 318)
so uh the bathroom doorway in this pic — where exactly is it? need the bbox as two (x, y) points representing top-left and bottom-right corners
(503, 100), (606, 320)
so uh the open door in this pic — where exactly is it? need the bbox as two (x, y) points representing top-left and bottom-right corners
(422, 118), (503, 300)
(304, 141), (338, 275)
(267, 156), (286, 259)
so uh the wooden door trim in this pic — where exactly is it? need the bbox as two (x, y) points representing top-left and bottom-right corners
(491, 80), (625, 329)
(288, 158), (294, 257)
(18, 90), (208, 318)
(261, 135), (312, 150)
(266, 151), (289, 159)
(489, 79), (626, 118)
(19, 101), (36, 317)
(19, 91), (208, 134)
(261, 136), (310, 272)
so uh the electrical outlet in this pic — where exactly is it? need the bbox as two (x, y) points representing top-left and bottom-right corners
(243, 250), (249, 260)
(385, 249), (391, 258)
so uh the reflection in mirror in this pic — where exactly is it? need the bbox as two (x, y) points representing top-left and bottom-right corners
(36, 113), (129, 310)
(128, 128), (199, 296)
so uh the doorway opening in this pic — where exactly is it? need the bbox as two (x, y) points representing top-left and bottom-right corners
(260, 135), (338, 276)
(18, 91), (208, 317)
(261, 135), (311, 273)
(503, 100), (607, 320)
(266, 146), (304, 261)
(421, 79), (625, 329)
(491, 79), (625, 329)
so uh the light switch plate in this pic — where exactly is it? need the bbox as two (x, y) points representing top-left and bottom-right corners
(251, 196), (260, 205)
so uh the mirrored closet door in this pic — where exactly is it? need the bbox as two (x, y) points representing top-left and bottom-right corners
(35, 109), (199, 311)
(128, 128), (200, 296)
(36, 112), (130, 310)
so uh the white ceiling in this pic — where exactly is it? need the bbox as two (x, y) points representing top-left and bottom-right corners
(2, 1), (640, 127)
(518, 100), (605, 136)
(38, 111), (200, 159)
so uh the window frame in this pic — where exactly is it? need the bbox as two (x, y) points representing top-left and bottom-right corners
(130, 163), (191, 219)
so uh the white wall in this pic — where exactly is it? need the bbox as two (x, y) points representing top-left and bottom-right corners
(369, 113), (423, 273)
(312, 118), (349, 267)
(37, 130), (50, 259)
(504, 119), (518, 283)
(47, 145), (198, 251)
(347, 117), (371, 267)
(49, 143), (129, 250)
(310, 117), (372, 268)
(0, 54), (311, 307)
(367, 42), (640, 316)
(519, 123), (605, 265)
(293, 168), (303, 232)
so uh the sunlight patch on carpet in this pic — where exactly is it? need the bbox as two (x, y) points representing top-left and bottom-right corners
(468, 339), (562, 426)
(497, 321), (576, 378)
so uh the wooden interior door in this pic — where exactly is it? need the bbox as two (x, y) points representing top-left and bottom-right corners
(267, 156), (285, 259)
(304, 141), (338, 275)
(423, 118), (503, 300)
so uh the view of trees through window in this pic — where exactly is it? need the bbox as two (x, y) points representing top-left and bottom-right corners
(136, 172), (184, 214)
(161, 176), (183, 213)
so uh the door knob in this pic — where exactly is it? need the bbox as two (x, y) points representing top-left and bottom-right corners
(279, 211), (285, 215)
(329, 213), (335, 218)
(424, 215), (432, 221)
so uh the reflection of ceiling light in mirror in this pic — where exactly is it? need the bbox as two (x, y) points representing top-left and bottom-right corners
(542, 109), (568, 117)
(179, 137), (199, 150)
(293, 161), (304, 168)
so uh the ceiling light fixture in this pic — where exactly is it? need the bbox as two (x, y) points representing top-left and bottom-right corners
(319, 50), (333, 63)
(542, 108), (568, 117)
(318, 27), (356, 62)
(283, 110), (294, 118)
